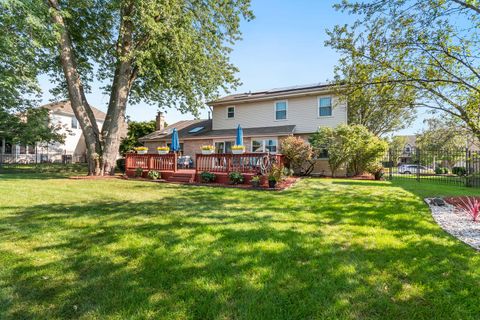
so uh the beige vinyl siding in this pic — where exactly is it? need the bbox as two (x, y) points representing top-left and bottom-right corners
(212, 95), (347, 133)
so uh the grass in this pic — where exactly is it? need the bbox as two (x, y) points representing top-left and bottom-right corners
(0, 174), (480, 319)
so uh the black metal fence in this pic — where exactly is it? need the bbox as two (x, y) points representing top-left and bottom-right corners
(383, 148), (480, 188)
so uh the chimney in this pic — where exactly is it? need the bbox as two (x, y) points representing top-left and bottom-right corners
(156, 111), (165, 131)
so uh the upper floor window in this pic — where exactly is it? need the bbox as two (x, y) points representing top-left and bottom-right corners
(275, 101), (287, 120)
(318, 97), (332, 117)
(71, 117), (78, 129)
(227, 106), (235, 119)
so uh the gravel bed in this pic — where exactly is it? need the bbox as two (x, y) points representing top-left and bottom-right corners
(425, 198), (480, 250)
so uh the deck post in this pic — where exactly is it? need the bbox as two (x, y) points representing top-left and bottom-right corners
(173, 152), (178, 172)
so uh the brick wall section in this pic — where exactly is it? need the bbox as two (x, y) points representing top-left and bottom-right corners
(183, 139), (214, 161)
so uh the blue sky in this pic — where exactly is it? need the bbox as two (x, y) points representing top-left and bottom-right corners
(38, 0), (427, 135)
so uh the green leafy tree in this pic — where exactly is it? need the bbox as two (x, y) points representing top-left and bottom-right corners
(120, 120), (157, 155)
(387, 136), (407, 166)
(2, 0), (253, 175)
(416, 117), (471, 168)
(333, 55), (417, 136)
(310, 125), (387, 177)
(309, 126), (351, 177)
(327, 0), (480, 141)
(0, 107), (64, 148)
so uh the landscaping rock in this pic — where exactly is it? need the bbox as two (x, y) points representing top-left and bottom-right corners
(425, 198), (480, 250)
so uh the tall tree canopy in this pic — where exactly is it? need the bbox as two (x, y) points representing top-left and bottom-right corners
(332, 53), (417, 136)
(327, 0), (480, 140)
(2, 0), (253, 175)
(119, 120), (157, 156)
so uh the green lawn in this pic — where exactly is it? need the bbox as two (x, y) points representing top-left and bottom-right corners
(0, 174), (479, 319)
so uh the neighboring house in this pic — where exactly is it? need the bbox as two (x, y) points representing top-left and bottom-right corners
(0, 100), (106, 164)
(140, 83), (348, 176)
(396, 135), (417, 164)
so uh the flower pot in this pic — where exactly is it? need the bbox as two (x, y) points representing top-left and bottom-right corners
(202, 149), (214, 155)
(157, 150), (169, 155)
(137, 150), (147, 155)
(232, 149), (245, 155)
(268, 180), (276, 188)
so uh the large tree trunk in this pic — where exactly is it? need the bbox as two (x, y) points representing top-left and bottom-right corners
(48, 0), (136, 175)
(47, 0), (103, 175)
(101, 2), (135, 175)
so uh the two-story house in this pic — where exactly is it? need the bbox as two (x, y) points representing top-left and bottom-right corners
(139, 83), (348, 175)
(0, 100), (106, 164)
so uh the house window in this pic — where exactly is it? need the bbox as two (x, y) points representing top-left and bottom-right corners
(318, 97), (332, 117)
(28, 145), (36, 154)
(4, 142), (12, 154)
(227, 106), (235, 119)
(167, 142), (184, 154)
(318, 148), (329, 159)
(275, 101), (287, 120)
(71, 117), (78, 129)
(19, 145), (26, 154)
(251, 138), (278, 153)
(215, 141), (234, 153)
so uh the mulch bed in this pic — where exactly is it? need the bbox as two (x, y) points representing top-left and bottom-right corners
(311, 174), (378, 180)
(69, 175), (123, 180)
(445, 196), (480, 211)
(123, 176), (300, 191)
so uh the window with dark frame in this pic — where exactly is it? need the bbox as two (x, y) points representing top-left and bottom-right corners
(227, 106), (235, 119)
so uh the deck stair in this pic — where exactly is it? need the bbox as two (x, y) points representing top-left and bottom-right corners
(166, 171), (195, 183)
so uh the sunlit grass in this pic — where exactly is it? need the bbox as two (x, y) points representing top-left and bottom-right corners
(0, 174), (479, 319)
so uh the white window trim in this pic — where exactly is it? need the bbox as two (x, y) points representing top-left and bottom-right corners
(274, 100), (288, 121)
(226, 106), (235, 119)
(214, 139), (235, 153)
(251, 137), (279, 154)
(317, 96), (333, 118)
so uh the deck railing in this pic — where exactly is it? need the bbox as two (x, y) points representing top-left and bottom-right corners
(125, 153), (177, 172)
(195, 153), (283, 175)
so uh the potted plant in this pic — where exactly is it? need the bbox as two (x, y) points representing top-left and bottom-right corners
(201, 145), (215, 155)
(147, 170), (161, 180)
(135, 146), (148, 155)
(251, 175), (261, 188)
(157, 146), (170, 155)
(232, 145), (245, 154)
(267, 164), (283, 188)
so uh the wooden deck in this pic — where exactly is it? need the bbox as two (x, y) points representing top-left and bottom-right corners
(125, 152), (283, 184)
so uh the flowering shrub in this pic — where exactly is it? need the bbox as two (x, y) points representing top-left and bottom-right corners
(458, 197), (480, 222)
(201, 145), (215, 151)
(135, 146), (148, 151)
(157, 146), (170, 151)
(231, 145), (245, 150)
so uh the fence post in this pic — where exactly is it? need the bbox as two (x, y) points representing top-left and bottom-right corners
(416, 148), (421, 182)
(388, 149), (393, 181)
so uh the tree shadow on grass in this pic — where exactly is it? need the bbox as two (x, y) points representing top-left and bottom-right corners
(1, 181), (480, 319)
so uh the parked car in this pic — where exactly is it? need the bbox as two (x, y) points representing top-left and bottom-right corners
(398, 164), (434, 174)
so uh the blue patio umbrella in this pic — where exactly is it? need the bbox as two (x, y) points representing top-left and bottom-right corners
(171, 128), (180, 152)
(236, 124), (243, 146)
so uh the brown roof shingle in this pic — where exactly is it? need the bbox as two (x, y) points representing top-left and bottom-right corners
(42, 100), (107, 120)
(139, 119), (296, 142)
